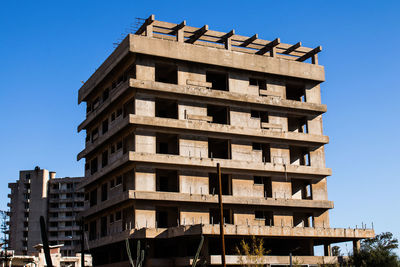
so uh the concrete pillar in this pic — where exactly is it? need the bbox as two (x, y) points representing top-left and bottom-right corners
(353, 240), (361, 254)
(324, 244), (331, 256)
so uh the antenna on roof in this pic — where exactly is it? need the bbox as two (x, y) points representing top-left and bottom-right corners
(113, 17), (147, 48)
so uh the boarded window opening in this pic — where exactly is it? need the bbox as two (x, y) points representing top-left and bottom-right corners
(206, 71), (228, 91)
(155, 63), (178, 84)
(208, 138), (230, 159)
(207, 104), (229, 125)
(156, 169), (178, 192)
(156, 206), (178, 228)
(209, 173), (232, 195)
(253, 176), (272, 198)
(286, 83), (306, 102)
(155, 98), (178, 119)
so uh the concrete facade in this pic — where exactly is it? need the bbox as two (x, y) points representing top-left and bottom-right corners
(8, 167), (85, 257)
(77, 16), (374, 266)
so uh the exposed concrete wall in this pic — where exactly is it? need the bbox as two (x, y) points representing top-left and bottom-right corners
(180, 207), (209, 225)
(179, 171), (208, 195)
(135, 202), (155, 228)
(179, 135), (208, 158)
(135, 167), (155, 191)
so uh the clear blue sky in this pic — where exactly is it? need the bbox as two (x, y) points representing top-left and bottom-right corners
(1, 0), (399, 255)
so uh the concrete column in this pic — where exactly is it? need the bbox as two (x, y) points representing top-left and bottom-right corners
(305, 83), (321, 104)
(353, 240), (361, 254)
(135, 57), (154, 81)
(324, 244), (331, 256)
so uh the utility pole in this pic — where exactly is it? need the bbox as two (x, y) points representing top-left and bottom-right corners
(81, 217), (85, 267)
(217, 163), (226, 267)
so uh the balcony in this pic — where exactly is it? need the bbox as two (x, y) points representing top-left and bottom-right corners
(81, 151), (331, 189)
(78, 78), (327, 134)
(80, 190), (333, 218)
(78, 114), (328, 161)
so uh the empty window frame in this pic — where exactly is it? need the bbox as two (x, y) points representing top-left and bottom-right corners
(206, 71), (229, 91)
(90, 158), (98, 175)
(252, 143), (271, 163)
(254, 210), (274, 226)
(286, 83), (306, 102)
(103, 88), (110, 102)
(102, 119), (108, 134)
(208, 138), (231, 159)
(209, 173), (232, 195)
(288, 116), (308, 133)
(156, 133), (179, 155)
(289, 146), (310, 166)
(101, 183), (108, 202)
(89, 221), (97, 241)
(291, 179), (312, 200)
(123, 98), (135, 117)
(91, 128), (99, 143)
(155, 63), (178, 84)
(250, 110), (269, 123)
(156, 169), (179, 192)
(156, 206), (178, 228)
(155, 98), (178, 119)
(209, 208), (233, 224)
(101, 150), (108, 168)
(253, 176), (272, 198)
(89, 189), (97, 207)
(293, 212), (314, 227)
(249, 78), (266, 89)
(207, 104), (229, 125)
(100, 216), (107, 237)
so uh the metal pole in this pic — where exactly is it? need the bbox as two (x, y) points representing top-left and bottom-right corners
(40, 216), (53, 267)
(217, 163), (226, 267)
(81, 217), (85, 267)
(290, 252), (292, 267)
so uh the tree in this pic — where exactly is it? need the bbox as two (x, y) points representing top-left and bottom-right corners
(0, 210), (10, 264)
(349, 232), (400, 267)
(235, 236), (270, 267)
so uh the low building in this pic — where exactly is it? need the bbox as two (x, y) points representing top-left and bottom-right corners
(8, 167), (85, 256)
(2, 244), (92, 267)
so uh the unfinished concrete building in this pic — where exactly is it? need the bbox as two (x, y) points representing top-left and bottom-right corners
(77, 15), (374, 266)
(8, 167), (85, 257)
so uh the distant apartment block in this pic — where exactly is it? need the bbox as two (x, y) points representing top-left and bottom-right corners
(77, 15), (374, 266)
(8, 167), (85, 256)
